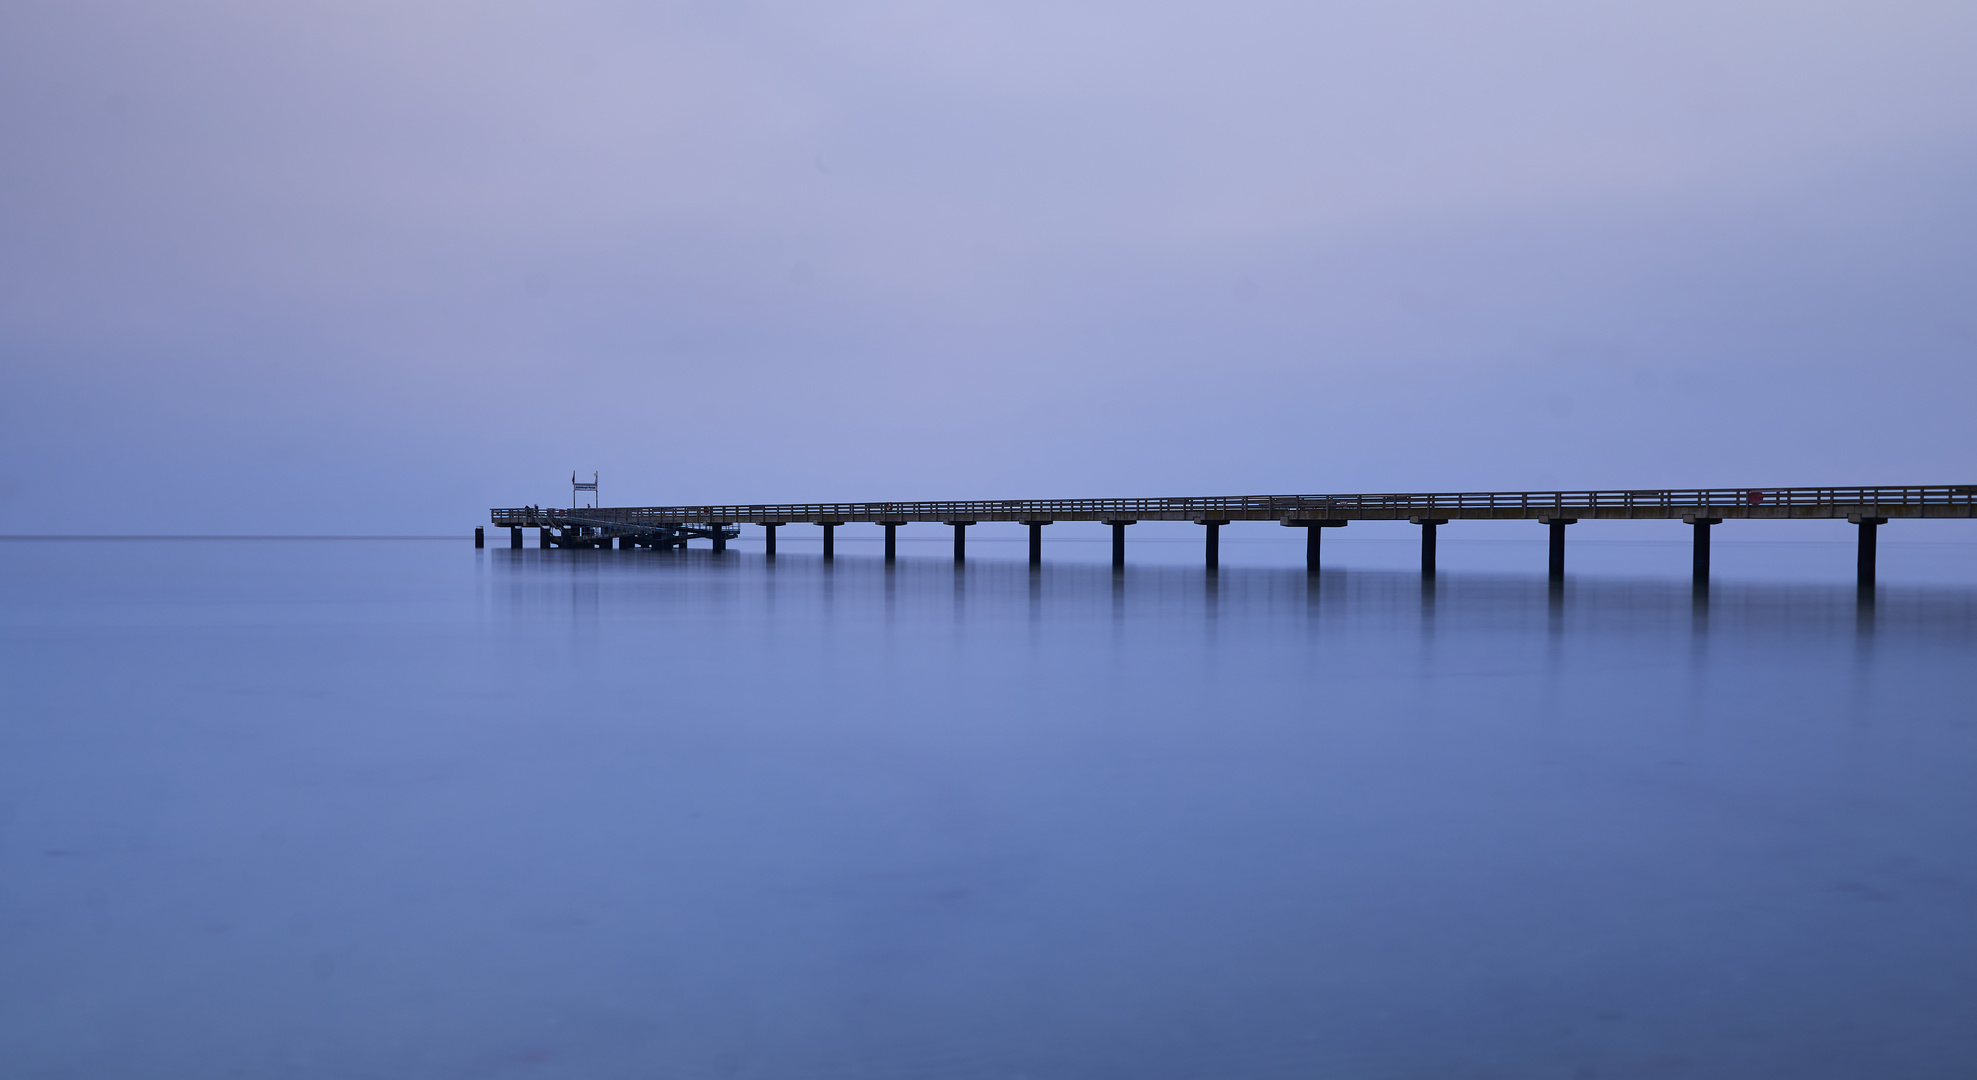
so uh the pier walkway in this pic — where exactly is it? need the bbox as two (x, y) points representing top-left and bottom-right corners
(485, 484), (1974, 586)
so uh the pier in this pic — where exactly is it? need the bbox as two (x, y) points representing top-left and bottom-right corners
(489, 485), (1974, 586)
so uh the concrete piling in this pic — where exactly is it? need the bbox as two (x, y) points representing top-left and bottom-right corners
(1412, 518), (1447, 576)
(1199, 520), (1228, 571)
(947, 521), (975, 563)
(1284, 519), (1344, 573)
(1104, 520), (1135, 569)
(1685, 517), (1722, 587)
(1852, 515), (1888, 587)
(1023, 521), (1050, 566)
(1542, 517), (1577, 580)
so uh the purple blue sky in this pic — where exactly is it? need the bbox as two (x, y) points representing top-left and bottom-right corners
(2, 1), (1973, 534)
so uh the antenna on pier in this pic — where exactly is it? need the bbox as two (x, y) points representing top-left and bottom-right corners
(572, 471), (598, 509)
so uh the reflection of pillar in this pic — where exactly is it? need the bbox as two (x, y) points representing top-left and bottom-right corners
(1411, 518), (1447, 576)
(1851, 515), (1888, 587)
(1104, 520), (1135, 568)
(1685, 516), (1722, 587)
(474, 527), (485, 549)
(510, 527), (522, 549)
(1023, 521), (1050, 565)
(1199, 520), (1228, 571)
(1542, 517), (1577, 579)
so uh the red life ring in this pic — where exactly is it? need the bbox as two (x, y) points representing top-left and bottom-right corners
(1747, 490), (1765, 505)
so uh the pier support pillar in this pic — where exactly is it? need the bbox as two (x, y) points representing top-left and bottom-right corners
(538, 528), (550, 549)
(947, 522), (975, 563)
(474, 527), (484, 548)
(1022, 521), (1051, 566)
(1684, 517), (1722, 587)
(764, 524), (780, 558)
(1851, 516), (1888, 588)
(883, 524), (897, 562)
(1283, 519), (1347, 573)
(1104, 520), (1136, 569)
(1411, 518), (1448, 576)
(1198, 520), (1229, 571)
(510, 527), (522, 549)
(1541, 517), (1578, 580)
(818, 522), (843, 560)
(711, 524), (730, 553)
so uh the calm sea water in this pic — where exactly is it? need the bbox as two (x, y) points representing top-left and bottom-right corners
(3, 534), (1975, 1079)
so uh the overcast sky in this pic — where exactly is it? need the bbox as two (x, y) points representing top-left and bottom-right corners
(2, 1), (1973, 533)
